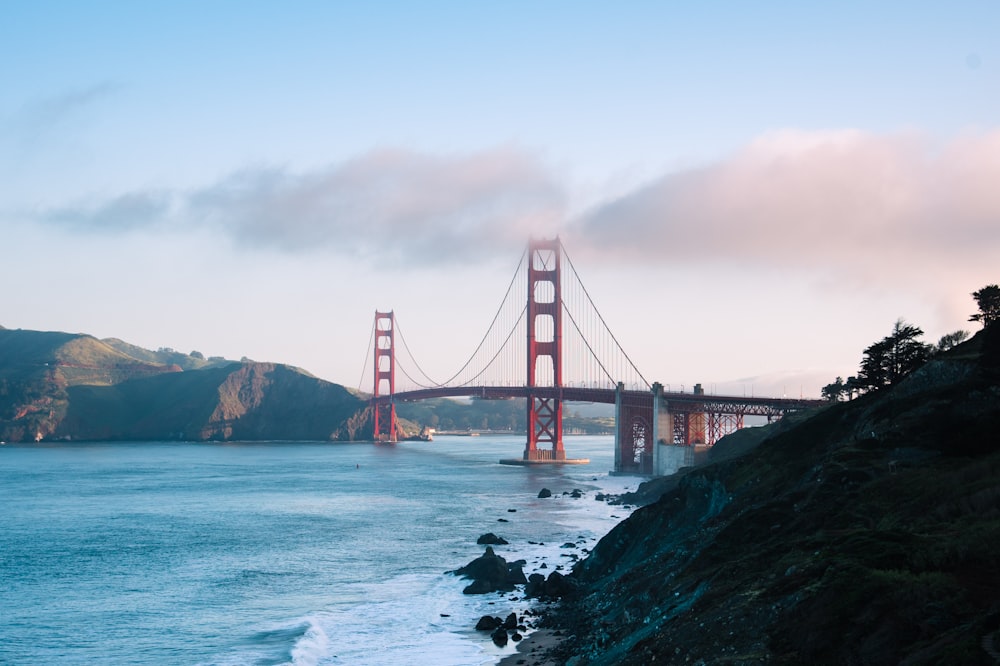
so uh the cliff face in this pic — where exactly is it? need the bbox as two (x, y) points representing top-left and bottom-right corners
(552, 327), (1000, 665)
(0, 328), (367, 442)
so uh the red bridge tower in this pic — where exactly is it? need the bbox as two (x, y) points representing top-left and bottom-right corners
(372, 310), (398, 442)
(524, 239), (565, 461)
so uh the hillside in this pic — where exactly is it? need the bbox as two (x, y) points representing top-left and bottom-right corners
(0, 328), (367, 442)
(538, 326), (1000, 665)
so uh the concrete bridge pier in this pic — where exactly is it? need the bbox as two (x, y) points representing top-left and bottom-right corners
(614, 382), (655, 475)
(651, 384), (697, 477)
(614, 382), (698, 477)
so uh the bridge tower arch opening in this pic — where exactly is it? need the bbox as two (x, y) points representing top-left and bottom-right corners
(524, 238), (565, 461)
(372, 310), (398, 442)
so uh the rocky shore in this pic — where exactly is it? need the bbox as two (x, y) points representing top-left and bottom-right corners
(463, 326), (1000, 665)
(445, 484), (636, 664)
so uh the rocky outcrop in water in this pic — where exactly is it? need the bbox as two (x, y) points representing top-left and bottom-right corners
(476, 532), (509, 545)
(451, 546), (529, 594)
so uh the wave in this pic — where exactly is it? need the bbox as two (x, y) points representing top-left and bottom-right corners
(201, 617), (331, 666)
(289, 617), (331, 666)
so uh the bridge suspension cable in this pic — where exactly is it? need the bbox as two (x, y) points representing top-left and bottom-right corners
(357, 319), (375, 393)
(560, 241), (650, 390)
(386, 247), (529, 392)
(367, 239), (650, 394)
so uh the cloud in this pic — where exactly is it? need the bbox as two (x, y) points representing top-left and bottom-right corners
(6, 82), (123, 149)
(32, 129), (1000, 288)
(39, 146), (566, 265)
(41, 191), (174, 232)
(572, 129), (1000, 288)
(187, 147), (565, 262)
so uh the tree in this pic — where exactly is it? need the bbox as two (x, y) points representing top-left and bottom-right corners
(858, 338), (891, 391)
(857, 319), (931, 392)
(935, 330), (969, 352)
(970, 284), (1000, 328)
(821, 377), (847, 402)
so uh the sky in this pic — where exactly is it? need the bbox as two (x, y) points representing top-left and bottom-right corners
(2, 1), (998, 398)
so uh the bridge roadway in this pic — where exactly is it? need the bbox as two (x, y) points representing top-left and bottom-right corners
(370, 385), (821, 416)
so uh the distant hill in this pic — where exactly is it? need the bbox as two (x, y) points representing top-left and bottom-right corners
(0, 328), (367, 442)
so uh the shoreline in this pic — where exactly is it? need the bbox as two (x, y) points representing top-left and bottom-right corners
(496, 629), (563, 666)
(435, 446), (642, 666)
(471, 482), (637, 665)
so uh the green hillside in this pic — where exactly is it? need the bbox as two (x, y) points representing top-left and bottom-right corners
(0, 327), (366, 442)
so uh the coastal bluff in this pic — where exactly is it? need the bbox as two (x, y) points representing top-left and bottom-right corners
(535, 325), (1000, 665)
(0, 327), (367, 442)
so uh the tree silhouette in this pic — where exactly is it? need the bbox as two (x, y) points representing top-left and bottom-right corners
(821, 376), (846, 402)
(970, 284), (1000, 328)
(857, 319), (931, 392)
(935, 330), (969, 352)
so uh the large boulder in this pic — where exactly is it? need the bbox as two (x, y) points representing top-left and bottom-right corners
(506, 559), (528, 585)
(452, 546), (526, 594)
(476, 532), (509, 545)
(475, 615), (502, 631)
(524, 570), (578, 599)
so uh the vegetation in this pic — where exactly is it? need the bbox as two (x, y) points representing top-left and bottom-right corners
(821, 283), (997, 402)
(395, 398), (613, 434)
(0, 328), (366, 442)
(970, 284), (1000, 328)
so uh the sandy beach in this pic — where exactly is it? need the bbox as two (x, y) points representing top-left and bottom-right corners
(497, 630), (563, 666)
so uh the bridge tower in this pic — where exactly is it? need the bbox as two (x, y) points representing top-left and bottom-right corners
(524, 238), (565, 461)
(372, 310), (398, 442)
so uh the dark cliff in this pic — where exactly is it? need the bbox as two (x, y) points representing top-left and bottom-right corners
(0, 328), (367, 442)
(548, 326), (1000, 665)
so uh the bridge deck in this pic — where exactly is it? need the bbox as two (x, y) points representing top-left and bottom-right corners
(371, 385), (824, 416)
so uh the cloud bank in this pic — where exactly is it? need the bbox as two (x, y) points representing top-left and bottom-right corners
(36, 130), (1000, 289)
(41, 147), (566, 265)
(573, 129), (1000, 289)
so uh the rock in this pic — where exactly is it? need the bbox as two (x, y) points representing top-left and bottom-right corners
(538, 488), (552, 498)
(525, 570), (578, 599)
(463, 578), (497, 594)
(504, 612), (518, 629)
(544, 571), (576, 597)
(571, 488), (583, 498)
(507, 560), (528, 585)
(476, 615), (501, 631)
(477, 532), (509, 545)
(491, 626), (509, 647)
(453, 546), (525, 594)
(511, 632), (523, 642)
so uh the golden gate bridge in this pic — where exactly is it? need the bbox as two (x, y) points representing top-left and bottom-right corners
(362, 238), (822, 475)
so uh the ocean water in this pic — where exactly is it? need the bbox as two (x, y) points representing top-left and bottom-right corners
(0, 435), (636, 665)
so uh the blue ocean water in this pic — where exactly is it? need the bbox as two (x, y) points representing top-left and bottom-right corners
(0, 436), (636, 665)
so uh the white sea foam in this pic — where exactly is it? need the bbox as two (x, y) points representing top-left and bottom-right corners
(290, 616), (331, 666)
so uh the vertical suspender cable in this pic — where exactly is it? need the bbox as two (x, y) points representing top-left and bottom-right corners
(358, 317), (376, 393)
